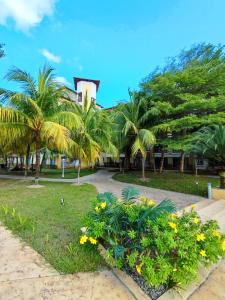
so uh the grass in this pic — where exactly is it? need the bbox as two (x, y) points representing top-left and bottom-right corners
(0, 168), (96, 179)
(0, 179), (104, 273)
(113, 171), (220, 197)
(40, 168), (96, 179)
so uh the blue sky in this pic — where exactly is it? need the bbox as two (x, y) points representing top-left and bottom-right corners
(1, 0), (225, 108)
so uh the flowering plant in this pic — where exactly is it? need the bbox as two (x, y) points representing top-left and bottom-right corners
(81, 187), (225, 288)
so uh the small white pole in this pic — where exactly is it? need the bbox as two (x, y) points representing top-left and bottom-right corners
(77, 165), (80, 185)
(208, 182), (212, 200)
(62, 158), (65, 178)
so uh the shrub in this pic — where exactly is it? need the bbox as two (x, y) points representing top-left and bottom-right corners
(81, 187), (225, 289)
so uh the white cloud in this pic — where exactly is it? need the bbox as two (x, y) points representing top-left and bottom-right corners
(0, 0), (56, 31)
(40, 48), (61, 63)
(55, 76), (71, 87)
(78, 64), (84, 71)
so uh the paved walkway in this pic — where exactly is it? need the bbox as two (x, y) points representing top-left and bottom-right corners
(190, 260), (225, 300)
(0, 170), (205, 209)
(0, 224), (135, 300)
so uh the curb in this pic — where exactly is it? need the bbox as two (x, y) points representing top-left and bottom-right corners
(158, 262), (220, 300)
(98, 244), (149, 300)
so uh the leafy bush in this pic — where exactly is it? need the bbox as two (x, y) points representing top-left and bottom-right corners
(0, 205), (35, 233)
(81, 187), (225, 289)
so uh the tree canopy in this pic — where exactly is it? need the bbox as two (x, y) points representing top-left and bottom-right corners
(138, 43), (225, 171)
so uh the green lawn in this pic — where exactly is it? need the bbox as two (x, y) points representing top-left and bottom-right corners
(0, 168), (96, 179)
(113, 171), (219, 197)
(0, 179), (104, 273)
(40, 168), (96, 179)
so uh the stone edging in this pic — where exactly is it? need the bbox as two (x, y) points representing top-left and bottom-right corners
(98, 244), (221, 300)
(98, 244), (149, 300)
(158, 262), (220, 300)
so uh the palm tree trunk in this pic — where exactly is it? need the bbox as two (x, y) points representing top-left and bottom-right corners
(119, 160), (122, 172)
(159, 149), (165, 173)
(125, 148), (132, 170)
(142, 157), (146, 179)
(25, 144), (30, 177)
(5, 156), (8, 169)
(179, 151), (185, 173)
(219, 172), (225, 189)
(35, 134), (41, 183)
(40, 150), (46, 173)
(150, 148), (156, 173)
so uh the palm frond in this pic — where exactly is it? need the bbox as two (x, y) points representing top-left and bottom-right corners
(41, 121), (70, 152)
(5, 67), (36, 97)
(121, 186), (140, 201)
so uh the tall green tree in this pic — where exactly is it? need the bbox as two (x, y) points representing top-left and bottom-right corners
(114, 94), (156, 179)
(0, 65), (81, 181)
(141, 43), (225, 173)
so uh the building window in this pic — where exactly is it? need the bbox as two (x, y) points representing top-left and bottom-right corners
(78, 92), (82, 102)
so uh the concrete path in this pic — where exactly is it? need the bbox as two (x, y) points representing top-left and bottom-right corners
(0, 224), (135, 300)
(190, 260), (225, 300)
(0, 170), (205, 209)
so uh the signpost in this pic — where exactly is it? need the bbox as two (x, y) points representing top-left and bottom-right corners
(74, 160), (80, 184)
(61, 155), (66, 178)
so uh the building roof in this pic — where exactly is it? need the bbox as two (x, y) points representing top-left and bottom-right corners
(104, 105), (116, 111)
(74, 77), (100, 91)
(64, 86), (77, 94)
(96, 103), (104, 108)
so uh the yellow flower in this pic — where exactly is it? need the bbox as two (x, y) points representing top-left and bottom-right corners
(193, 217), (199, 224)
(212, 230), (221, 238)
(191, 204), (196, 209)
(148, 200), (156, 207)
(171, 213), (178, 219)
(100, 202), (107, 209)
(136, 264), (142, 274)
(222, 240), (225, 251)
(140, 196), (147, 203)
(168, 222), (177, 231)
(196, 233), (205, 242)
(200, 250), (206, 257)
(173, 268), (177, 272)
(89, 237), (97, 245)
(95, 206), (100, 213)
(80, 235), (88, 245)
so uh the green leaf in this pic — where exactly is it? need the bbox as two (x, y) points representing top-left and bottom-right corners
(114, 245), (125, 259)
(97, 192), (117, 204)
(121, 186), (140, 201)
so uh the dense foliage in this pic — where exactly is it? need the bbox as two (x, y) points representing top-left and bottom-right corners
(194, 125), (225, 188)
(81, 187), (225, 288)
(137, 43), (225, 172)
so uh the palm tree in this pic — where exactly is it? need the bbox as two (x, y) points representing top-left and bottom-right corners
(114, 93), (156, 179)
(69, 96), (117, 172)
(0, 44), (4, 58)
(0, 65), (81, 181)
(194, 125), (225, 188)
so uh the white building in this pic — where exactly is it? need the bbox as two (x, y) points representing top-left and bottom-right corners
(62, 77), (103, 109)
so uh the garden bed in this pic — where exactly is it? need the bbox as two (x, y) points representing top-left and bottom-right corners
(81, 186), (225, 299)
(98, 243), (167, 300)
